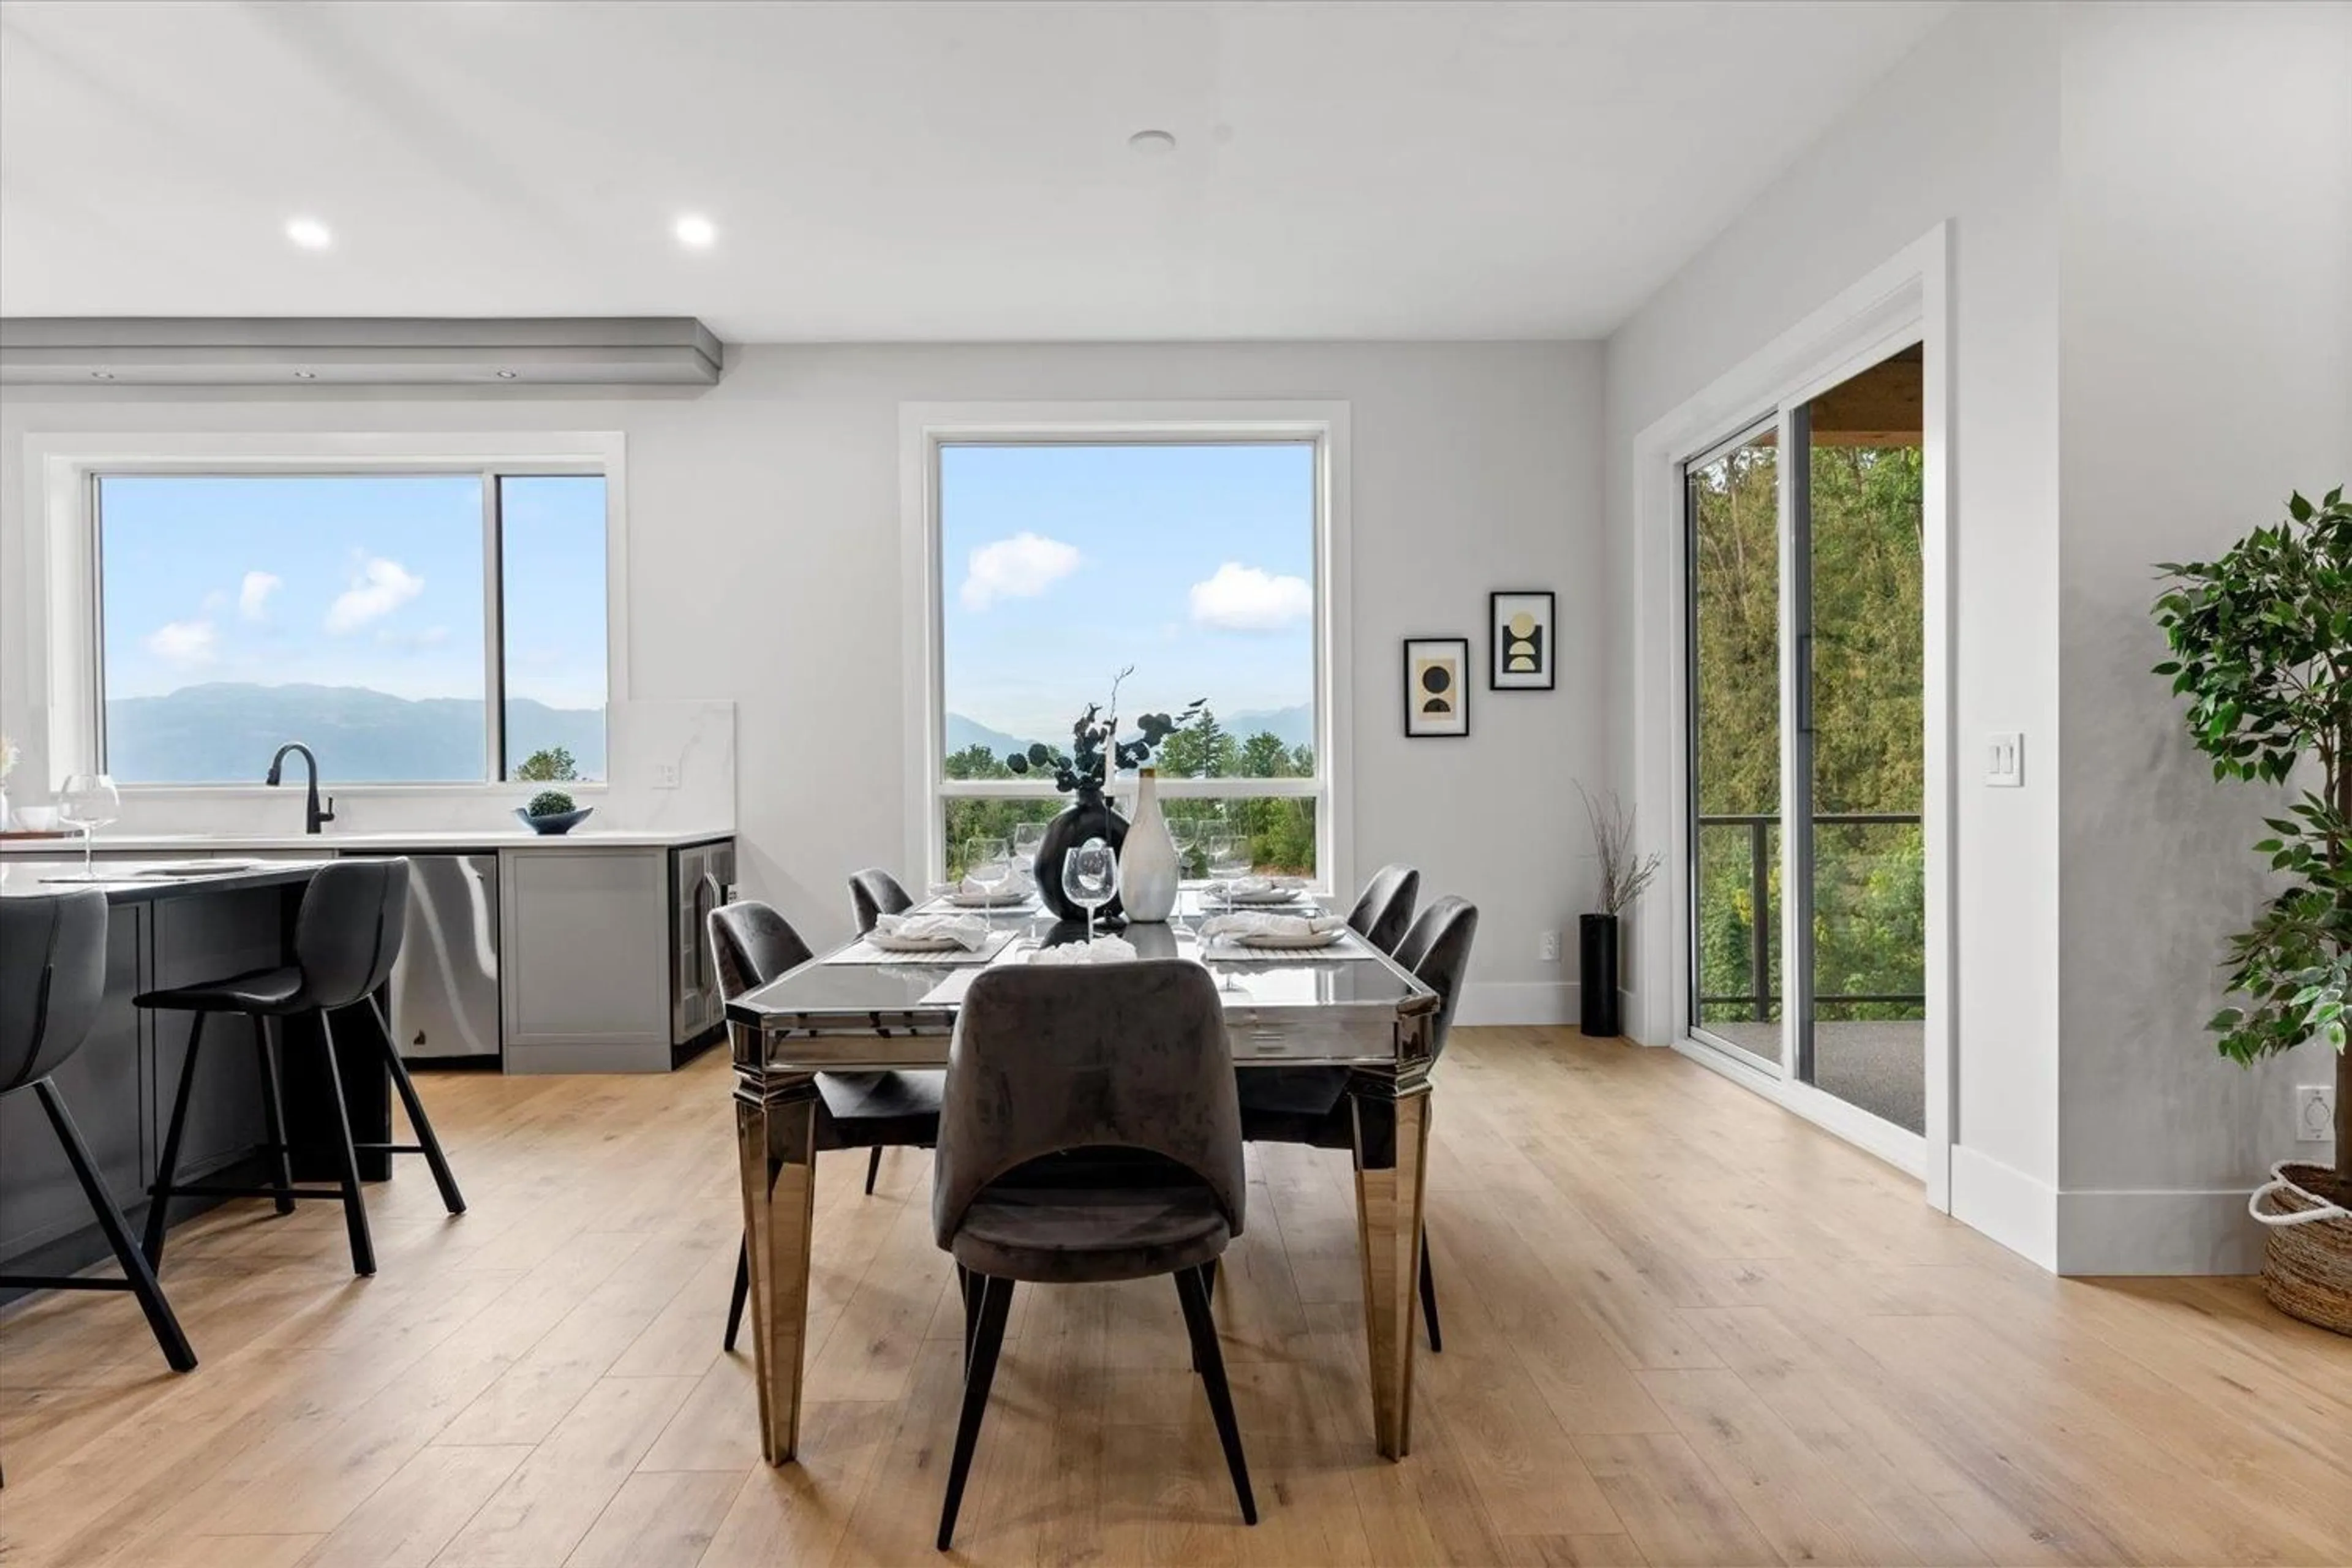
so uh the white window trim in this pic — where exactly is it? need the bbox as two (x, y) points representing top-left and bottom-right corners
(1626, 224), (1952, 1210)
(18, 430), (628, 794)
(898, 401), (1352, 895)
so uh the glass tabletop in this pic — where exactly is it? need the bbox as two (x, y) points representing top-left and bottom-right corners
(729, 911), (1436, 1070)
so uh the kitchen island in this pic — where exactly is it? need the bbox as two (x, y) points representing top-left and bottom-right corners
(0, 858), (394, 1298)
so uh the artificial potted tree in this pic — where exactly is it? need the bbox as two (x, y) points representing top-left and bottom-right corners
(2154, 485), (2350, 1333)
(1576, 785), (1660, 1038)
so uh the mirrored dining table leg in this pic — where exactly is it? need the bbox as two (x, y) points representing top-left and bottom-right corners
(736, 1064), (821, 1464)
(1349, 1061), (1432, 1461)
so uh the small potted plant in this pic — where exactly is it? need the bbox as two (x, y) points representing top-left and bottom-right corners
(1577, 784), (1660, 1038)
(1004, 666), (1200, 922)
(2154, 485), (2350, 1334)
(516, 788), (593, 836)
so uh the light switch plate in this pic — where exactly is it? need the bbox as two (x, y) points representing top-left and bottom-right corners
(652, 761), (680, 790)
(1986, 731), (2023, 788)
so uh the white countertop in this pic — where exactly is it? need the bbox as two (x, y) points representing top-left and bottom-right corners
(0, 826), (734, 853)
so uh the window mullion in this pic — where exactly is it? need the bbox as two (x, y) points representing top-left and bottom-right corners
(483, 472), (506, 781)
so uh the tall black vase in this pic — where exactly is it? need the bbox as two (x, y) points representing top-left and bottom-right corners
(1033, 786), (1129, 923)
(1579, 913), (1622, 1038)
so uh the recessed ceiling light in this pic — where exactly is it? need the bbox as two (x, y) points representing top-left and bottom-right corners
(1128, 129), (1177, 155)
(496, 369), (518, 380)
(293, 369), (317, 380)
(89, 370), (114, 380)
(285, 216), (333, 251)
(673, 213), (717, 249)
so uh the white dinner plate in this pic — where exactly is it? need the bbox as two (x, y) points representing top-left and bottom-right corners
(1236, 927), (1347, 950)
(869, 931), (973, 953)
(151, 859), (267, 876)
(1224, 888), (1311, 907)
(944, 889), (1031, 908)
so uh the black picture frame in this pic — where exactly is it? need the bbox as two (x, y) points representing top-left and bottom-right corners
(1401, 636), (1471, 737)
(1488, 590), (1556, 691)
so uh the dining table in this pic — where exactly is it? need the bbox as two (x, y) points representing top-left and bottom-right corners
(723, 888), (1441, 1466)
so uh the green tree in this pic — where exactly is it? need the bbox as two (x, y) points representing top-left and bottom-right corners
(514, 745), (578, 783)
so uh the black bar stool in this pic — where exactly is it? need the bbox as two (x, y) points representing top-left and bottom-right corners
(0, 890), (195, 1372)
(135, 859), (462, 1278)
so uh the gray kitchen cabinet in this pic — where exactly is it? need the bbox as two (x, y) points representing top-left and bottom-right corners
(499, 845), (675, 1072)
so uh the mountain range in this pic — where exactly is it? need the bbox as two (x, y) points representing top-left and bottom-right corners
(105, 682), (606, 783)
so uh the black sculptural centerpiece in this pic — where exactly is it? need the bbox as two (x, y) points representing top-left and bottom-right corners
(1006, 667), (1202, 924)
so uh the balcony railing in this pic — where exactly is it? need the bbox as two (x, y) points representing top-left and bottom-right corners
(1697, 811), (1924, 1020)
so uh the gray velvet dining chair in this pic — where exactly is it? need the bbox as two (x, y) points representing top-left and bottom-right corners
(848, 868), (914, 935)
(712, 900), (941, 1352)
(930, 959), (1256, 1550)
(1233, 894), (1477, 1352)
(1346, 862), (1421, 954)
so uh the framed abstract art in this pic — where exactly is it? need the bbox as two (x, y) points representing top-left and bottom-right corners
(1403, 636), (1471, 737)
(1488, 590), (1556, 690)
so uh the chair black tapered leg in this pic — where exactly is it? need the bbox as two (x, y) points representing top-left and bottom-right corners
(254, 1015), (295, 1216)
(725, 1235), (750, 1352)
(1176, 1262), (1256, 1526)
(864, 1145), (884, 1196)
(142, 1011), (207, 1268)
(34, 1080), (196, 1373)
(959, 1264), (982, 1371)
(1189, 1256), (1219, 1373)
(1419, 1228), (1441, 1354)
(315, 1011), (377, 1277)
(937, 1273), (1013, 1552)
(369, 998), (465, 1215)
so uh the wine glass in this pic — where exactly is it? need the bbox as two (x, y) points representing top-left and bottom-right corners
(963, 837), (1010, 927)
(1063, 837), (1118, 944)
(1012, 820), (1047, 895)
(1167, 815), (1202, 929)
(59, 772), (121, 881)
(1207, 832), (1250, 916)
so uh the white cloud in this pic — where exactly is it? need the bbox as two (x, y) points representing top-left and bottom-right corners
(238, 571), (282, 621)
(145, 619), (216, 664)
(960, 533), (1080, 610)
(1188, 562), (1313, 632)
(326, 557), (424, 633)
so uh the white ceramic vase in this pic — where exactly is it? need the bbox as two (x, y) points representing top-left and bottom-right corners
(1117, 768), (1180, 923)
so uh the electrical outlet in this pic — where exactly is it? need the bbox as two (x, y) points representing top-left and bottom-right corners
(652, 761), (680, 790)
(1986, 731), (2024, 787)
(1538, 929), (1560, 963)
(2296, 1084), (2335, 1144)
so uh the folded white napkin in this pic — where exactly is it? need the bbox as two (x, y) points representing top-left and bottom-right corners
(1198, 911), (1346, 941)
(1027, 935), (1140, 965)
(873, 912), (992, 950)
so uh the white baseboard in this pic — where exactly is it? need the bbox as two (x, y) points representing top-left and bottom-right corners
(1457, 980), (1577, 1027)
(1950, 1145), (2057, 1272)
(2056, 1186), (2265, 1276)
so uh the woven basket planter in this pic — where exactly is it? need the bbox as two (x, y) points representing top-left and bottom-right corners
(2251, 1162), (2352, 1336)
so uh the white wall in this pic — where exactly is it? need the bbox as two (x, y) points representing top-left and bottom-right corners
(2053, 1), (2352, 1272)
(1, 341), (1606, 1014)
(1604, 0), (2351, 1273)
(1603, 2), (2067, 1261)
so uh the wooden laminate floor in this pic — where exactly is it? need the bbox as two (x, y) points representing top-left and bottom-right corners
(3, 1028), (2348, 1567)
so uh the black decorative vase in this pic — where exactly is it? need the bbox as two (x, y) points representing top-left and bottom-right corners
(1033, 785), (1129, 923)
(1579, 913), (1622, 1038)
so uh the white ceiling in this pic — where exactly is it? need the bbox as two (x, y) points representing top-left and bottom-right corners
(0, 1), (1951, 342)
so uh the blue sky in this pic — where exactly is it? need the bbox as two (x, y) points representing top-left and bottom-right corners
(940, 442), (1316, 744)
(99, 472), (606, 709)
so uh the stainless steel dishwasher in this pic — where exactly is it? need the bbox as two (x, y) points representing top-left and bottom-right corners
(388, 853), (502, 1062)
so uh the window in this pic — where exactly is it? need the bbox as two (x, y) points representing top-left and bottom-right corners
(95, 469), (607, 784)
(926, 434), (1337, 884)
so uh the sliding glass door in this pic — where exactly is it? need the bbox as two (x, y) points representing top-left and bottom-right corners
(1685, 346), (1925, 1134)
(1686, 422), (1783, 1070)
